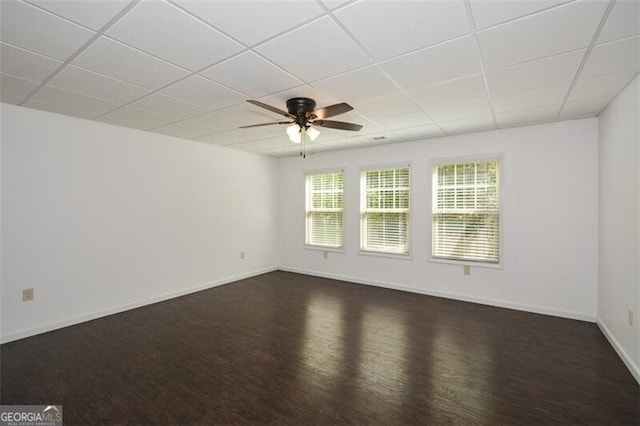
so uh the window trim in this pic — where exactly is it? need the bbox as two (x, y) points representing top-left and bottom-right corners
(428, 154), (504, 268)
(304, 168), (345, 250)
(359, 162), (412, 257)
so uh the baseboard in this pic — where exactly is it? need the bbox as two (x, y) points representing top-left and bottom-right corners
(277, 266), (596, 322)
(596, 316), (640, 385)
(0, 266), (278, 344)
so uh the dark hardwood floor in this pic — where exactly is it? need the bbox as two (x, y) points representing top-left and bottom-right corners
(1, 271), (638, 425)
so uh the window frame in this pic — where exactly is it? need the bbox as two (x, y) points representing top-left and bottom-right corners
(429, 155), (503, 268)
(359, 162), (412, 258)
(304, 169), (345, 251)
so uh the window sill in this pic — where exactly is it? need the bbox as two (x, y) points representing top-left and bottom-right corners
(304, 245), (345, 254)
(429, 257), (503, 270)
(358, 249), (412, 261)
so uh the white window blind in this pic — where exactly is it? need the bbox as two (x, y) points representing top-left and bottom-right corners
(432, 160), (500, 263)
(306, 171), (344, 248)
(361, 166), (410, 254)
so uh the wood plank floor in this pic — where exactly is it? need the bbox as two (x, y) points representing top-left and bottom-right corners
(1, 271), (639, 425)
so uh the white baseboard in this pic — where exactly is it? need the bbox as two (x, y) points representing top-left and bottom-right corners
(277, 266), (596, 322)
(0, 266), (278, 344)
(597, 316), (640, 385)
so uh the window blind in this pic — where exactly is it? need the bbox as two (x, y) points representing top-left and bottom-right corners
(361, 167), (410, 254)
(306, 172), (344, 248)
(432, 160), (500, 263)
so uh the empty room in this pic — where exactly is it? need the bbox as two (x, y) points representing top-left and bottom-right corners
(1, 0), (639, 424)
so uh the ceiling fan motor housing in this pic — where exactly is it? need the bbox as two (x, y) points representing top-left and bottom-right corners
(287, 97), (317, 127)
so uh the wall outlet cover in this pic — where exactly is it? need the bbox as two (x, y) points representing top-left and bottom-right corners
(23, 288), (34, 302)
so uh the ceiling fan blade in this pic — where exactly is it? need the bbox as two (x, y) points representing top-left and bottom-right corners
(313, 102), (353, 119)
(239, 121), (291, 129)
(247, 100), (294, 119)
(313, 119), (362, 131)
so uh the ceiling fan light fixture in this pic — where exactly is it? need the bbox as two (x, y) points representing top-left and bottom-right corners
(287, 124), (301, 143)
(307, 126), (320, 141)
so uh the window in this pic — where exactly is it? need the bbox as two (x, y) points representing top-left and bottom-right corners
(361, 166), (410, 255)
(305, 171), (344, 248)
(432, 159), (500, 263)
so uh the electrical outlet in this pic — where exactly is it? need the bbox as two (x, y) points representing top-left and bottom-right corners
(628, 310), (634, 327)
(323, 251), (329, 259)
(463, 265), (471, 276)
(23, 288), (34, 302)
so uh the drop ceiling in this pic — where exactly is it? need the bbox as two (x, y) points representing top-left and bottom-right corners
(1, 0), (638, 157)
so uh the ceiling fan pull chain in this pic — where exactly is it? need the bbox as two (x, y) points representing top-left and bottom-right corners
(301, 128), (306, 159)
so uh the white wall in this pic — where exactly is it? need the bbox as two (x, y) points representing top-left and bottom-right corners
(278, 119), (599, 321)
(1, 104), (279, 342)
(597, 74), (640, 383)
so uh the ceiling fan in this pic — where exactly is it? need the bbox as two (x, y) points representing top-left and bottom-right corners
(240, 97), (363, 144)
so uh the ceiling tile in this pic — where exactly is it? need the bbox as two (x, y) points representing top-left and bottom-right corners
(393, 124), (445, 141)
(311, 66), (400, 102)
(171, 114), (226, 131)
(97, 114), (153, 131)
(151, 120), (218, 139)
(172, 0), (325, 46)
(438, 115), (496, 135)
(25, 0), (131, 31)
(570, 70), (638, 100)
(255, 16), (371, 82)
(487, 49), (585, 96)
(48, 65), (150, 104)
(72, 36), (190, 89)
(411, 74), (487, 110)
(200, 51), (303, 99)
(0, 42), (62, 82)
(354, 93), (419, 121)
(232, 135), (293, 152)
(195, 129), (280, 148)
(492, 82), (569, 113)
(189, 106), (275, 131)
(29, 85), (122, 117)
(0, 0), (95, 60)
(23, 98), (97, 119)
(598, 0), (639, 43)
(196, 130), (243, 146)
(99, 105), (178, 128)
(130, 93), (209, 119)
(0, 72), (39, 102)
(495, 104), (560, 127)
(581, 36), (640, 78)
(335, 0), (469, 60)
(106, 0), (244, 71)
(561, 94), (614, 118)
(324, 131), (402, 149)
(229, 126), (288, 145)
(319, 0), (351, 9)
(0, 92), (27, 105)
(470, 0), (571, 30)
(376, 112), (433, 131)
(426, 96), (492, 123)
(161, 75), (245, 110)
(478, 0), (607, 70)
(381, 36), (481, 91)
